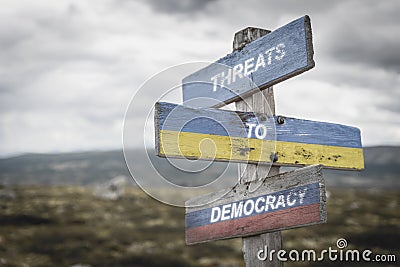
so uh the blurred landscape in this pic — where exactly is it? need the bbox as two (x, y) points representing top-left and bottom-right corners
(0, 146), (399, 266)
(1, 146), (400, 188)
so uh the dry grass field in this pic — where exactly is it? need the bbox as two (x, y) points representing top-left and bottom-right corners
(0, 185), (399, 267)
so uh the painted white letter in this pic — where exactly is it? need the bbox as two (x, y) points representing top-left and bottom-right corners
(275, 194), (286, 209)
(211, 73), (220, 92)
(221, 204), (231, 221)
(265, 195), (276, 211)
(220, 69), (232, 88)
(232, 63), (243, 82)
(265, 47), (275, 65)
(255, 197), (265, 213)
(286, 192), (297, 206)
(210, 207), (221, 223)
(246, 123), (257, 138)
(298, 188), (307, 204)
(255, 53), (266, 72)
(255, 124), (267, 139)
(231, 201), (244, 218)
(243, 199), (255, 216)
(275, 43), (286, 60)
(244, 57), (255, 76)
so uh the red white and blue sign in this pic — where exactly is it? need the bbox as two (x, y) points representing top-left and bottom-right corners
(185, 165), (326, 244)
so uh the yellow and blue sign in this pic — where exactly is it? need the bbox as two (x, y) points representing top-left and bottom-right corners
(155, 102), (364, 170)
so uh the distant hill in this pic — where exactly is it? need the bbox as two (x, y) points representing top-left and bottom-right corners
(323, 146), (400, 189)
(0, 151), (130, 185)
(0, 146), (399, 189)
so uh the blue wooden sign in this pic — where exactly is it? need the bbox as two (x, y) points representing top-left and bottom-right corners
(155, 102), (364, 170)
(185, 165), (326, 244)
(182, 16), (314, 107)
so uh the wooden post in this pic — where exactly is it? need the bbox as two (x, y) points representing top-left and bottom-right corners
(234, 27), (283, 267)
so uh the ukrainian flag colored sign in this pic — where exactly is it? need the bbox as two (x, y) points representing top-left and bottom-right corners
(155, 102), (364, 170)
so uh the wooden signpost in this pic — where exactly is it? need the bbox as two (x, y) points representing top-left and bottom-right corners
(186, 164), (326, 244)
(183, 16), (314, 107)
(155, 102), (364, 170)
(154, 15), (365, 266)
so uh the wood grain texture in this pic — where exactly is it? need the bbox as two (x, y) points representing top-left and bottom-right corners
(243, 232), (282, 266)
(182, 16), (314, 107)
(232, 28), (271, 52)
(233, 26), (282, 266)
(237, 87), (282, 267)
(185, 165), (327, 245)
(154, 102), (364, 170)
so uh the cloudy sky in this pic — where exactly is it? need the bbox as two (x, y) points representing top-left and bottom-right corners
(1, 0), (399, 157)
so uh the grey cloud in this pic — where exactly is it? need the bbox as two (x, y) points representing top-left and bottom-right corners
(0, 4), (118, 99)
(1, 2), (130, 62)
(376, 89), (400, 114)
(251, 0), (338, 15)
(143, 0), (217, 14)
(1, 0), (400, 156)
(206, 0), (400, 74)
(141, 0), (338, 20)
(328, 25), (400, 73)
(321, 2), (400, 73)
(306, 60), (399, 93)
(0, 26), (32, 51)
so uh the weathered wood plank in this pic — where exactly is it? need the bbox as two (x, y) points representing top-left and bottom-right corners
(185, 165), (327, 245)
(237, 86), (282, 267)
(154, 102), (364, 170)
(182, 16), (314, 107)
